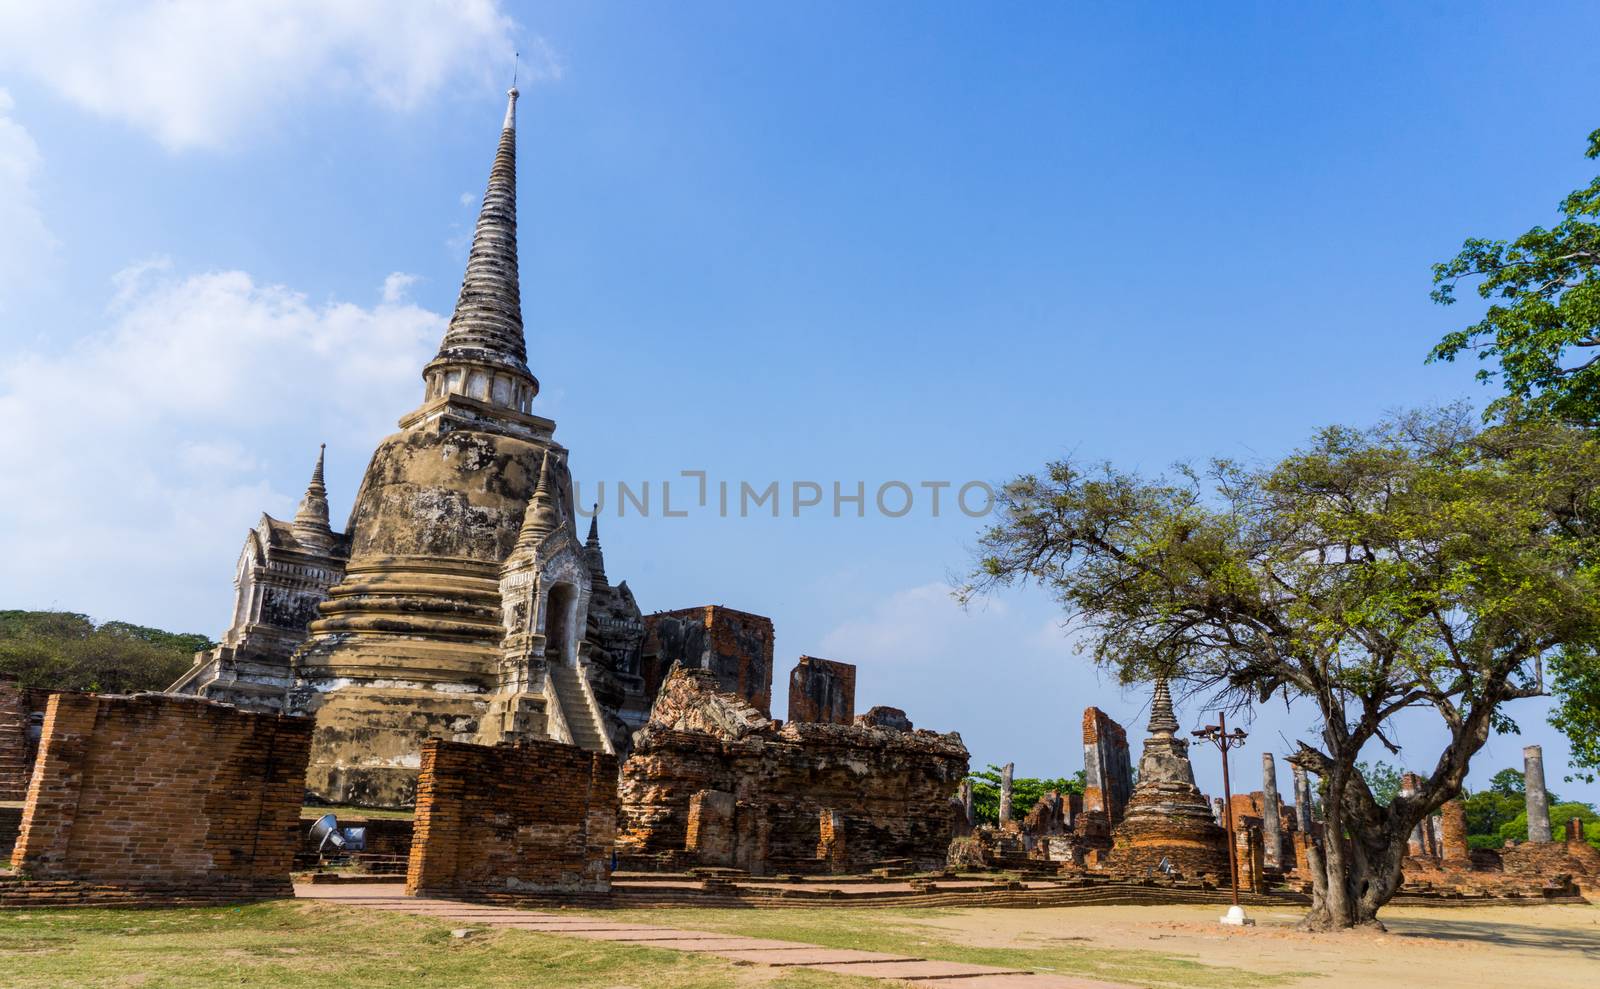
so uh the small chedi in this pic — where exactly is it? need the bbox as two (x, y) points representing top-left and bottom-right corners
(1103, 678), (1230, 877)
(617, 660), (969, 875)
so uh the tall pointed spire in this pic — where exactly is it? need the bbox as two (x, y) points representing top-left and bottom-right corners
(422, 87), (539, 415)
(514, 450), (561, 551)
(292, 444), (332, 543)
(1147, 677), (1180, 736)
(584, 506), (609, 587)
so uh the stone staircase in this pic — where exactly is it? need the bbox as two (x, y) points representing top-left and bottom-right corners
(548, 664), (612, 754)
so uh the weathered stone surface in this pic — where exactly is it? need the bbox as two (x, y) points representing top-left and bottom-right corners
(1440, 799), (1470, 866)
(405, 736), (616, 896)
(1291, 761), (1313, 831)
(856, 706), (913, 732)
(617, 668), (967, 875)
(999, 761), (1015, 826)
(1524, 745), (1553, 844)
(1104, 680), (1229, 879)
(1399, 772), (1428, 856)
(787, 656), (855, 726)
(10, 693), (310, 902)
(643, 606), (775, 717)
(1081, 707), (1132, 826)
(1260, 753), (1283, 870)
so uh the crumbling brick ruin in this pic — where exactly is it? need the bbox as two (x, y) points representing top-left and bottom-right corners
(617, 667), (967, 875)
(1264, 748), (1597, 901)
(405, 737), (616, 897)
(787, 655), (856, 725)
(643, 606), (775, 717)
(5, 693), (310, 906)
(1081, 707), (1132, 825)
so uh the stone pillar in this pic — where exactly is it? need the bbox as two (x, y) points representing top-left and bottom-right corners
(1233, 819), (1264, 892)
(1291, 762), (1313, 831)
(1440, 799), (1470, 866)
(1261, 753), (1282, 870)
(1568, 818), (1585, 843)
(1524, 745), (1552, 843)
(959, 779), (974, 827)
(1082, 707), (1133, 825)
(998, 762), (1014, 826)
(1399, 772), (1425, 856)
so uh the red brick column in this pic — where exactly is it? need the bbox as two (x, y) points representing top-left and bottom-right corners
(9, 693), (97, 872)
(1440, 799), (1470, 866)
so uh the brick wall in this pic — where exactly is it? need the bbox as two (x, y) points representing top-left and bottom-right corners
(405, 737), (617, 897)
(0, 677), (30, 800)
(787, 656), (856, 725)
(644, 606), (775, 716)
(8, 693), (311, 903)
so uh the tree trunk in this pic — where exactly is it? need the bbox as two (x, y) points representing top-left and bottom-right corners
(1297, 774), (1410, 931)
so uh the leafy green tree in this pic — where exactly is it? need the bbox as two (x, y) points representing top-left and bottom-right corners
(0, 609), (212, 693)
(1463, 785), (1526, 849)
(1429, 128), (1600, 423)
(1428, 128), (1600, 783)
(1355, 761), (1405, 806)
(965, 764), (1084, 826)
(964, 409), (1600, 930)
(1488, 767), (1527, 795)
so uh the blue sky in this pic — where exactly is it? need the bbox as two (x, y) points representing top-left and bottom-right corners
(2, 2), (1598, 804)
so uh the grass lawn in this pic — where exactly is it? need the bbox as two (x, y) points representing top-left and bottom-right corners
(591, 907), (1309, 989)
(0, 900), (878, 989)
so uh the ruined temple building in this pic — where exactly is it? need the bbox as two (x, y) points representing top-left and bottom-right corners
(172, 447), (350, 711)
(617, 662), (968, 875)
(174, 88), (658, 807)
(1103, 678), (1229, 877)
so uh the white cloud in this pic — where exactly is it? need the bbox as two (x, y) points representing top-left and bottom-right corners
(0, 88), (53, 302)
(0, 262), (442, 630)
(382, 271), (419, 304)
(0, 1), (551, 152)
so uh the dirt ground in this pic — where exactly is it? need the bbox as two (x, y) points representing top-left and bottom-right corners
(912, 902), (1600, 987)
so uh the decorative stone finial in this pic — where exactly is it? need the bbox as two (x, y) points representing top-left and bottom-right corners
(1147, 677), (1180, 736)
(584, 505), (609, 587)
(292, 444), (332, 542)
(422, 89), (537, 415)
(515, 450), (560, 550)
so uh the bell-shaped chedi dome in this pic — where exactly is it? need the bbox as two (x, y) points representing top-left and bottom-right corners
(1103, 678), (1231, 878)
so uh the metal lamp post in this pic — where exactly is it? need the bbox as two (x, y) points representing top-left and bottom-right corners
(1193, 711), (1251, 925)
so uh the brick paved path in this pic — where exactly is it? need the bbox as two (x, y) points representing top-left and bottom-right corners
(296, 883), (1129, 986)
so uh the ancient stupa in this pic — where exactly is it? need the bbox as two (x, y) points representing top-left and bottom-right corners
(1104, 678), (1230, 877)
(175, 88), (650, 807)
